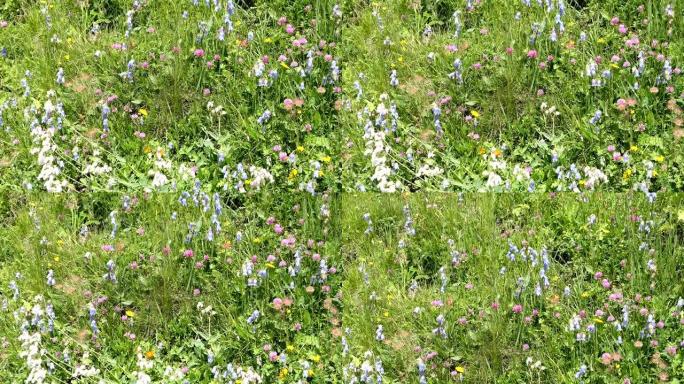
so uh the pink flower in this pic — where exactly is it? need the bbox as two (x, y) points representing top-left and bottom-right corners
(283, 98), (294, 110)
(601, 352), (613, 365)
(527, 50), (538, 59)
(618, 24), (627, 34)
(274, 224), (284, 234)
(102, 244), (114, 252)
(285, 24), (295, 34)
(183, 249), (194, 258)
(193, 49), (205, 58)
(273, 298), (283, 310)
(512, 304), (523, 314)
(610, 17), (620, 26)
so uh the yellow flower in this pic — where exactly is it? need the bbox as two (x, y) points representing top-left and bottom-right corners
(623, 168), (633, 180)
(126, 310), (135, 317)
(478, 147), (486, 155)
(581, 291), (590, 298)
(143, 145), (152, 154)
(597, 37), (606, 44)
(312, 354), (321, 363)
(245, 179), (252, 186)
(320, 155), (332, 163)
(579, 179), (586, 187)
(307, 369), (314, 377)
(252, 237), (261, 244)
(264, 37), (273, 43)
(470, 110), (480, 118)
(594, 317), (604, 324)
(53, 256), (60, 262)
(383, 311), (389, 317)
(654, 155), (664, 163)
(296, 145), (304, 152)
(138, 108), (148, 117)
(455, 366), (465, 374)
(630, 145), (639, 152)
(398, 56), (404, 63)
(278, 368), (289, 379)
(63, 55), (70, 62)
(286, 344), (294, 352)
(145, 350), (155, 360)
(288, 169), (298, 180)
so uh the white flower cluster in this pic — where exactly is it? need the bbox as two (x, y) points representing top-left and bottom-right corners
(342, 351), (385, 384)
(19, 330), (47, 384)
(148, 147), (173, 189)
(248, 166), (274, 191)
(212, 363), (262, 383)
(363, 103), (402, 193)
(28, 95), (68, 192)
(72, 352), (100, 378)
(133, 347), (154, 384)
(16, 296), (51, 384)
(83, 149), (113, 176)
(583, 166), (608, 190)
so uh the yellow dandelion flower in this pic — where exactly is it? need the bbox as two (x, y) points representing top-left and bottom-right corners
(138, 108), (148, 117)
(470, 110), (480, 118)
(126, 310), (136, 317)
(288, 169), (298, 180)
(296, 145), (304, 152)
(456, 366), (465, 373)
(654, 155), (664, 163)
